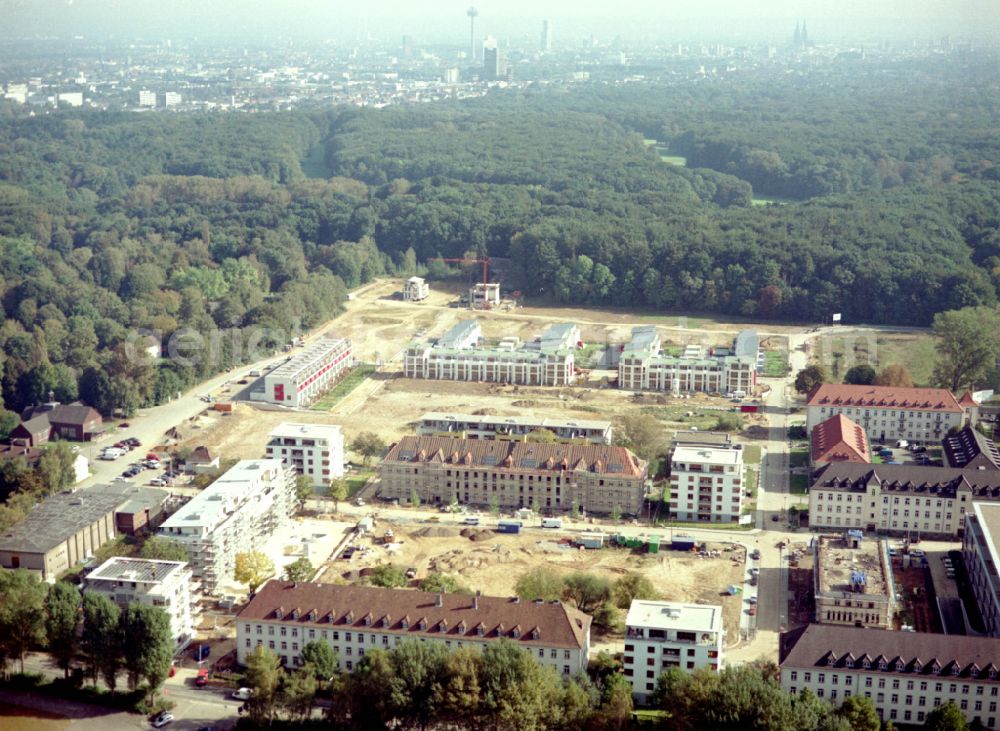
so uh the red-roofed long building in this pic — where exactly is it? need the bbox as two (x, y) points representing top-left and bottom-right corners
(811, 414), (871, 465)
(806, 384), (972, 444)
(379, 435), (648, 516)
(236, 580), (592, 676)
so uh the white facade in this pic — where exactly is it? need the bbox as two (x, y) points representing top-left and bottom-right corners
(257, 337), (352, 408)
(624, 601), (724, 705)
(138, 90), (157, 107)
(964, 503), (1000, 637)
(669, 444), (745, 522)
(403, 276), (429, 301)
(84, 557), (196, 648)
(806, 385), (966, 443)
(266, 422), (344, 487)
(157, 460), (296, 595)
(57, 92), (83, 107)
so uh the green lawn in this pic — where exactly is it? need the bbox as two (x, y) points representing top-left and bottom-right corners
(300, 143), (332, 179)
(789, 447), (809, 468)
(743, 444), (762, 464)
(790, 474), (809, 494)
(763, 349), (790, 377)
(345, 472), (374, 498)
(311, 364), (377, 411)
(655, 519), (753, 531)
(745, 466), (757, 498)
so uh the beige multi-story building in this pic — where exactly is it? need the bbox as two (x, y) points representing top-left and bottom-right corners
(83, 557), (197, 648)
(780, 624), (1000, 728)
(157, 460), (297, 595)
(814, 533), (894, 630)
(963, 503), (1000, 638)
(624, 601), (724, 704)
(806, 384), (972, 444)
(618, 326), (755, 395)
(237, 580), (592, 676)
(266, 422), (344, 487)
(402, 276), (429, 302)
(378, 435), (648, 516)
(668, 443), (745, 522)
(807, 462), (1000, 538)
(403, 321), (577, 387)
(254, 337), (352, 408)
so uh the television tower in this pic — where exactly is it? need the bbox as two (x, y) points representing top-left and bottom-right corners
(467, 6), (479, 62)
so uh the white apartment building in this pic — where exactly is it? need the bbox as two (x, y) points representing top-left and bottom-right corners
(255, 337), (352, 408)
(417, 411), (612, 444)
(266, 422), (344, 487)
(138, 90), (157, 107)
(618, 326), (755, 395)
(402, 276), (429, 301)
(404, 321), (577, 387)
(963, 503), (1000, 637)
(84, 557), (196, 648)
(157, 460), (297, 595)
(669, 444), (745, 522)
(237, 581), (592, 676)
(624, 601), (724, 705)
(806, 384), (971, 443)
(780, 624), (1000, 728)
(807, 462), (1000, 537)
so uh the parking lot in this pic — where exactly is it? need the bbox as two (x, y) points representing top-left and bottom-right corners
(871, 441), (943, 467)
(98, 438), (189, 488)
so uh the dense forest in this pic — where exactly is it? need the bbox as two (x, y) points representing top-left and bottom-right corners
(0, 58), (998, 424)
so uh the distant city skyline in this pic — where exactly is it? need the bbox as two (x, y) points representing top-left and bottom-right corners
(2, 0), (999, 45)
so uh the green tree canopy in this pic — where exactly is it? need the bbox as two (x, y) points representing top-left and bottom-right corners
(795, 365), (828, 394)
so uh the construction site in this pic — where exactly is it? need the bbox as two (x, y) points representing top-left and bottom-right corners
(310, 516), (750, 646)
(163, 278), (775, 469)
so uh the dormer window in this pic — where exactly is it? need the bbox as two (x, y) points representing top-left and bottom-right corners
(477, 625), (485, 637)
(308, 610), (316, 621)
(418, 620), (427, 631)
(291, 609), (299, 620)
(913, 661), (922, 672)
(989, 669), (997, 680)
(846, 660), (854, 668)
(364, 616), (372, 627)
(511, 629), (520, 638)
(952, 665), (961, 676)
(895, 661), (904, 672)
(531, 629), (540, 640)
(382, 616), (391, 628)
(828, 656), (836, 667)
(401, 619), (409, 629)
(879, 661), (888, 671)
(275, 608), (284, 620)
(862, 660), (871, 669)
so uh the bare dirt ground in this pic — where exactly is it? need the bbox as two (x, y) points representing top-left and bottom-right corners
(315, 520), (747, 645)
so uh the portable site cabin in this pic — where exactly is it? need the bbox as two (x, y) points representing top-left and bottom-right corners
(577, 532), (606, 549)
(647, 535), (661, 553)
(497, 520), (523, 534)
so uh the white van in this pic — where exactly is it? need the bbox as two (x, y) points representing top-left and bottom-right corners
(463, 516), (480, 526)
(541, 518), (563, 529)
(732, 390), (746, 399)
(100, 448), (124, 460)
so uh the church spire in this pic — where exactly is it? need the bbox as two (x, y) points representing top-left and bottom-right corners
(793, 21), (801, 47)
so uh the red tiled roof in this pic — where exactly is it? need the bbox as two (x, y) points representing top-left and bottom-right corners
(806, 384), (962, 413)
(238, 581), (591, 650)
(959, 391), (979, 407)
(383, 436), (646, 477)
(811, 414), (871, 464)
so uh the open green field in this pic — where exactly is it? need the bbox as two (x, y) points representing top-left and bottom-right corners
(811, 330), (937, 386)
(871, 333), (938, 386)
(743, 444), (762, 464)
(764, 349), (790, 377)
(641, 138), (686, 166)
(300, 143), (332, 179)
(345, 472), (374, 497)
(311, 364), (377, 410)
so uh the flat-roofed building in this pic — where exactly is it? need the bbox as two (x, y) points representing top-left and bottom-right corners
(266, 422), (344, 487)
(83, 557), (196, 648)
(812, 414), (872, 465)
(379, 435), (647, 516)
(237, 580), (591, 675)
(157, 460), (296, 595)
(814, 532), (894, 630)
(807, 462), (1000, 537)
(668, 443), (745, 523)
(670, 430), (733, 450)
(402, 276), (429, 302)
(618, 326), (755, 395)
(417, 412), (612, 444)
(0, 484), (167, 581)
(403, 321), (576, 387)
(963, 503), (1000, 637)
(257, 338), (352, 408)
(780, 624), (1000, 727)
(624, 600), (724, 704)
(806, 384), (970, 443)
(945, 427), (1000, 471)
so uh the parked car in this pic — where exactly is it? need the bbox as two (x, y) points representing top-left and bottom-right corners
(750, 549), (761, 560)
(749, 596), (758, 604)
(232, 688), (253, 700)
(748, 605), (757, 616)
(152, 712), (175, 728)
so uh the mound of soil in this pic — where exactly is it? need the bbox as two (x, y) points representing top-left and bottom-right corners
(412, 526), (459, 538)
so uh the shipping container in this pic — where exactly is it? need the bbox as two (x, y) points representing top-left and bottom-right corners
(497, 520), (523, 534)
(577, 532), (606, 549)
(672, 535), (696, 551)
(542, 518), (563, 529)
(647, 535), (661, 553)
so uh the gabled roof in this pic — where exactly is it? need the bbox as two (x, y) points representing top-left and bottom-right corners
(959, 391), (979, 408)
(781, 624), (1000, 681)
(806, 384), (963, 413)
(943, 426), (1000, 471)
(384, 436), (647, 478)
(11, 415), (51, 437)
(20, 402), (102, 428)
(187, 445), (217, 463)
(811, 414), (871, 464)
(238, 581), (591, 650)
(810, 462), (1000, 499)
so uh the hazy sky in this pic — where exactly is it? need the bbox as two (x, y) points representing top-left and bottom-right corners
(4, 0), (999, 44)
